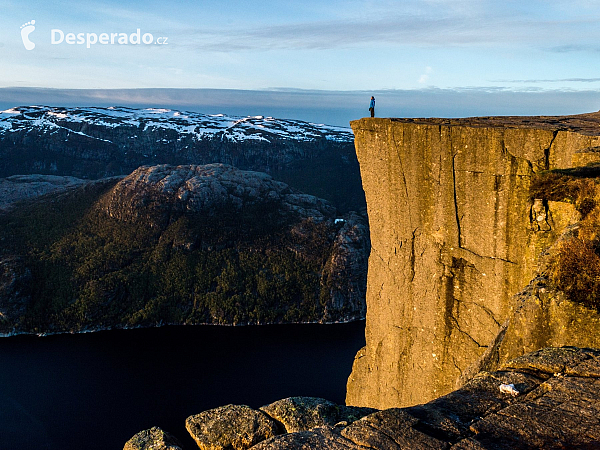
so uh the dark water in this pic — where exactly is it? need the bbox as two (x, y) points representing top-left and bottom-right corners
(0, 321), (365, 450)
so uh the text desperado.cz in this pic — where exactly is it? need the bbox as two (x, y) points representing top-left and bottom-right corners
(51, 29), (168, 48)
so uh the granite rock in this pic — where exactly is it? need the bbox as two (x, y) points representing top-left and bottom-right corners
(128, 348), (600, 449)
(124, 426), (184, 450)
(101, 164), (336, 227)
(259, 397), (376, 433)
(185, 404), (280, 450)
(348, 114), (600, 408)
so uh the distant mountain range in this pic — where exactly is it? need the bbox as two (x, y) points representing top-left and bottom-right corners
(0, 106), (352, 145)
(0, 106), (363, 211)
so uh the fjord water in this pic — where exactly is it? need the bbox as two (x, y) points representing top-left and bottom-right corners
(0, 322), (365, 450)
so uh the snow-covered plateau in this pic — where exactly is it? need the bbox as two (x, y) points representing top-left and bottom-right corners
(0, 105), (353, 144)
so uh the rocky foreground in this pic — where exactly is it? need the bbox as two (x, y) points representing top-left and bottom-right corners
(126, 346), (600, 449)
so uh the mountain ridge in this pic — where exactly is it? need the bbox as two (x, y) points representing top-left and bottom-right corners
(0, 106), (353, 144)
(0, 105), (364, 213)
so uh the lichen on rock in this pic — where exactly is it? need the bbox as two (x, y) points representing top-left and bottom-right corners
(185, 404), (280, 450)
(258, 347), (600, 449)
(123, 426), (183, 450)
(259, 397), (375, 433)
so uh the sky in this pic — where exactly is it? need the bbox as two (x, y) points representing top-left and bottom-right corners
(2, 0), (600, 126)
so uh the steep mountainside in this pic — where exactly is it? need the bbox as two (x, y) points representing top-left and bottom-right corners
(0, 106), (364, 212)
(347, 113), (600, 409)
(0, 164), (369, 335)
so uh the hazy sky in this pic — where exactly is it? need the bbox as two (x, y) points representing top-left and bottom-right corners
(2, 0), (600, 124)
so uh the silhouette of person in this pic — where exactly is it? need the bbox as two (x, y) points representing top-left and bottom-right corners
(369, 96), (375, 117)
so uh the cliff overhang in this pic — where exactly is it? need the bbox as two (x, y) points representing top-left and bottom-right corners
(348, 113), (600, 408)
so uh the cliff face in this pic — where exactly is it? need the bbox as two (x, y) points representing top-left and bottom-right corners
(347, 114), (600, 408)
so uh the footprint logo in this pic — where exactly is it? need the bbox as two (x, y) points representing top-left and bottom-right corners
(20, 20), (36, 50)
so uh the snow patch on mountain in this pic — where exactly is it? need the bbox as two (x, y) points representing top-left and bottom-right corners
(0, 106), (353, 143)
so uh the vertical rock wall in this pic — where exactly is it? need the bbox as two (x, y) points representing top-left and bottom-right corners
(347, 116), (600, 408)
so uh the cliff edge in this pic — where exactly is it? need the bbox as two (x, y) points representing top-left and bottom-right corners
(348, 113), (600, 408)
(126, 346), (600, 449)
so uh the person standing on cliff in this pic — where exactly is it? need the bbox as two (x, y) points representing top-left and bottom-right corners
(369, 96), (375, 117)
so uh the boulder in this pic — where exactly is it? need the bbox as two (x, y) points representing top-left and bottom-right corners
(124, 426), (184, 450)
(340, 408), (448, 449)
(128, 347), (600, 449)
(259, 397), (375, 433)
(252, 426), (357, 450)
(186, 404), (280, 450)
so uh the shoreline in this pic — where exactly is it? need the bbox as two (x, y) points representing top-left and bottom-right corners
(0, 316), (367, 338)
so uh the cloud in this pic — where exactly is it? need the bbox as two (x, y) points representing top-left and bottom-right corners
(548, 44), (600, 53)
(183, 15), (495, 51)
(493, 77), (600, 83)
(418, 66), (433, 84)
(175, 2), (600, 53)
(1, 86), (600, 127)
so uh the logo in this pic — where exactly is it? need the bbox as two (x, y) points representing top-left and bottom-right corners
(18, 20), (168, 51)
(20, 20), (36, 50)
(51, 28), (168, 49)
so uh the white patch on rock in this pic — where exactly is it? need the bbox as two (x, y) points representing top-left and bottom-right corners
(499, 383), (519, 396)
